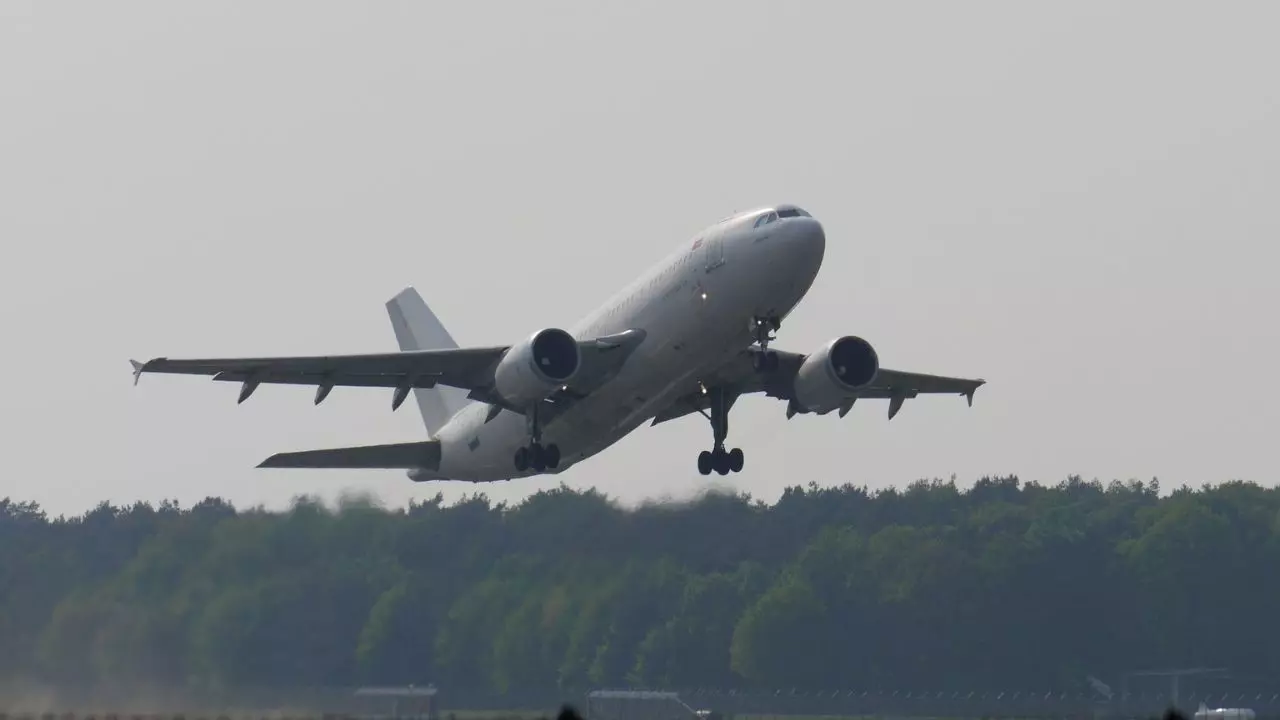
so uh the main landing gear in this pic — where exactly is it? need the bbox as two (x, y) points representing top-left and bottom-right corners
(513, 404), (561, 472)
(514, 442), (560, 472)
(697, 386), (745, 476)
(751, 315), (782, 373)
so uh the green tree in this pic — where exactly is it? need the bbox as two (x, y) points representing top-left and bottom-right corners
(3, 477), (1279, 695)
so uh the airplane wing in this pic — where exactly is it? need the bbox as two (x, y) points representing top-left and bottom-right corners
(131, 347), (507, 405)
(130, 328), (647, 413)
(651, 347), (985, 425)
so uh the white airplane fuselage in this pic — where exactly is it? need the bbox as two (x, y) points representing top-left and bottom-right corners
(418, 206), (827, 482)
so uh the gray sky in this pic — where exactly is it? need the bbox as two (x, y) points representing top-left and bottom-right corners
(3, 1), (1277, 517)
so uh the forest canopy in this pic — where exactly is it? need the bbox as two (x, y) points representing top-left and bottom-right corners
(2, 475), (1278, 695)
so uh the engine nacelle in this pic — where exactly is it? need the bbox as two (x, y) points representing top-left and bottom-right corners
(493, 328), (581, 408)
(792, 335), (880, 414)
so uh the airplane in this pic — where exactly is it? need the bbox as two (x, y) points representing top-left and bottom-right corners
(130, 203), (985, 480)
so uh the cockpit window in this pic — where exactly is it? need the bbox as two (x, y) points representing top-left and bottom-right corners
(754, 212), (779, 228)
(775, 205), (812, 218)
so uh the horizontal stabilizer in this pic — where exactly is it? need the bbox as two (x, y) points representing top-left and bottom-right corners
(258, 440), (441, 469)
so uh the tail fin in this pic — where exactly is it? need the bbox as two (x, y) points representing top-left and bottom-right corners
(386, 287), (470, 437)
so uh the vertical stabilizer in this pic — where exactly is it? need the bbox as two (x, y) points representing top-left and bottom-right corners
(386, 287), (470, 437)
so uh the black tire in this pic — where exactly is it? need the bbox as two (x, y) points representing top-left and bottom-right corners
(713, 449), (730, 475)
(514, 447), (529, 472)
(728, 447), (744, 473)
(530, 443), (546, 472)
(545, 443), (561, 469)
(697, 450), (713, 476)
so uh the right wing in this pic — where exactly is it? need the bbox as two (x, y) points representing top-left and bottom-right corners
(651, 346), (985, 425)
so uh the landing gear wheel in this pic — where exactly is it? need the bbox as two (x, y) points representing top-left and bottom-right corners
(698, 450), (713, 476)
(515, 442), (560, 472)
(728, 447), (744, 473)
(712, 448), (731, 475)
(529, 443), (547, 472)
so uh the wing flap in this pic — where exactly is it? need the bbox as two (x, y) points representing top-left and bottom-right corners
(258, 441), (442, 469)
(210, 370), (444, 389)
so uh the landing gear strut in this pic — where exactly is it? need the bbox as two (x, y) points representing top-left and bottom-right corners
(696, 386), (745, 476)
(513, 403), (561, 472)
(751, 315), (782, 372)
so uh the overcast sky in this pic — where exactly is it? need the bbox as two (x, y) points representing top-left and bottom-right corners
(2, 1), (1277, 517)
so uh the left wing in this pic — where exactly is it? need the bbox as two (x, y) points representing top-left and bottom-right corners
(131, 347), (508, 406)
(131, 328), (646, 414)
(651, 347), (985, 425)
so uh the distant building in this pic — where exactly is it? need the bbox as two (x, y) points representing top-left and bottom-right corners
(1195, 702), (1256, 720)
(354, 685), (440, 720)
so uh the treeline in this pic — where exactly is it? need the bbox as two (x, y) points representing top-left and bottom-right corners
(2, 476), (1279, 695)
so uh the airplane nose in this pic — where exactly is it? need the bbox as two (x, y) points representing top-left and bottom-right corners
(792, 216), (826, 260)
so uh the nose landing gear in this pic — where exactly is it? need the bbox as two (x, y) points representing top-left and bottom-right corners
(696, 385), (745, 476)
(750, 315), (782, 372)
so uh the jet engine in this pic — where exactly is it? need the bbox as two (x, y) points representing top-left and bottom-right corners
(791, 335), (879, 414)
(493, 328), (581, 407)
